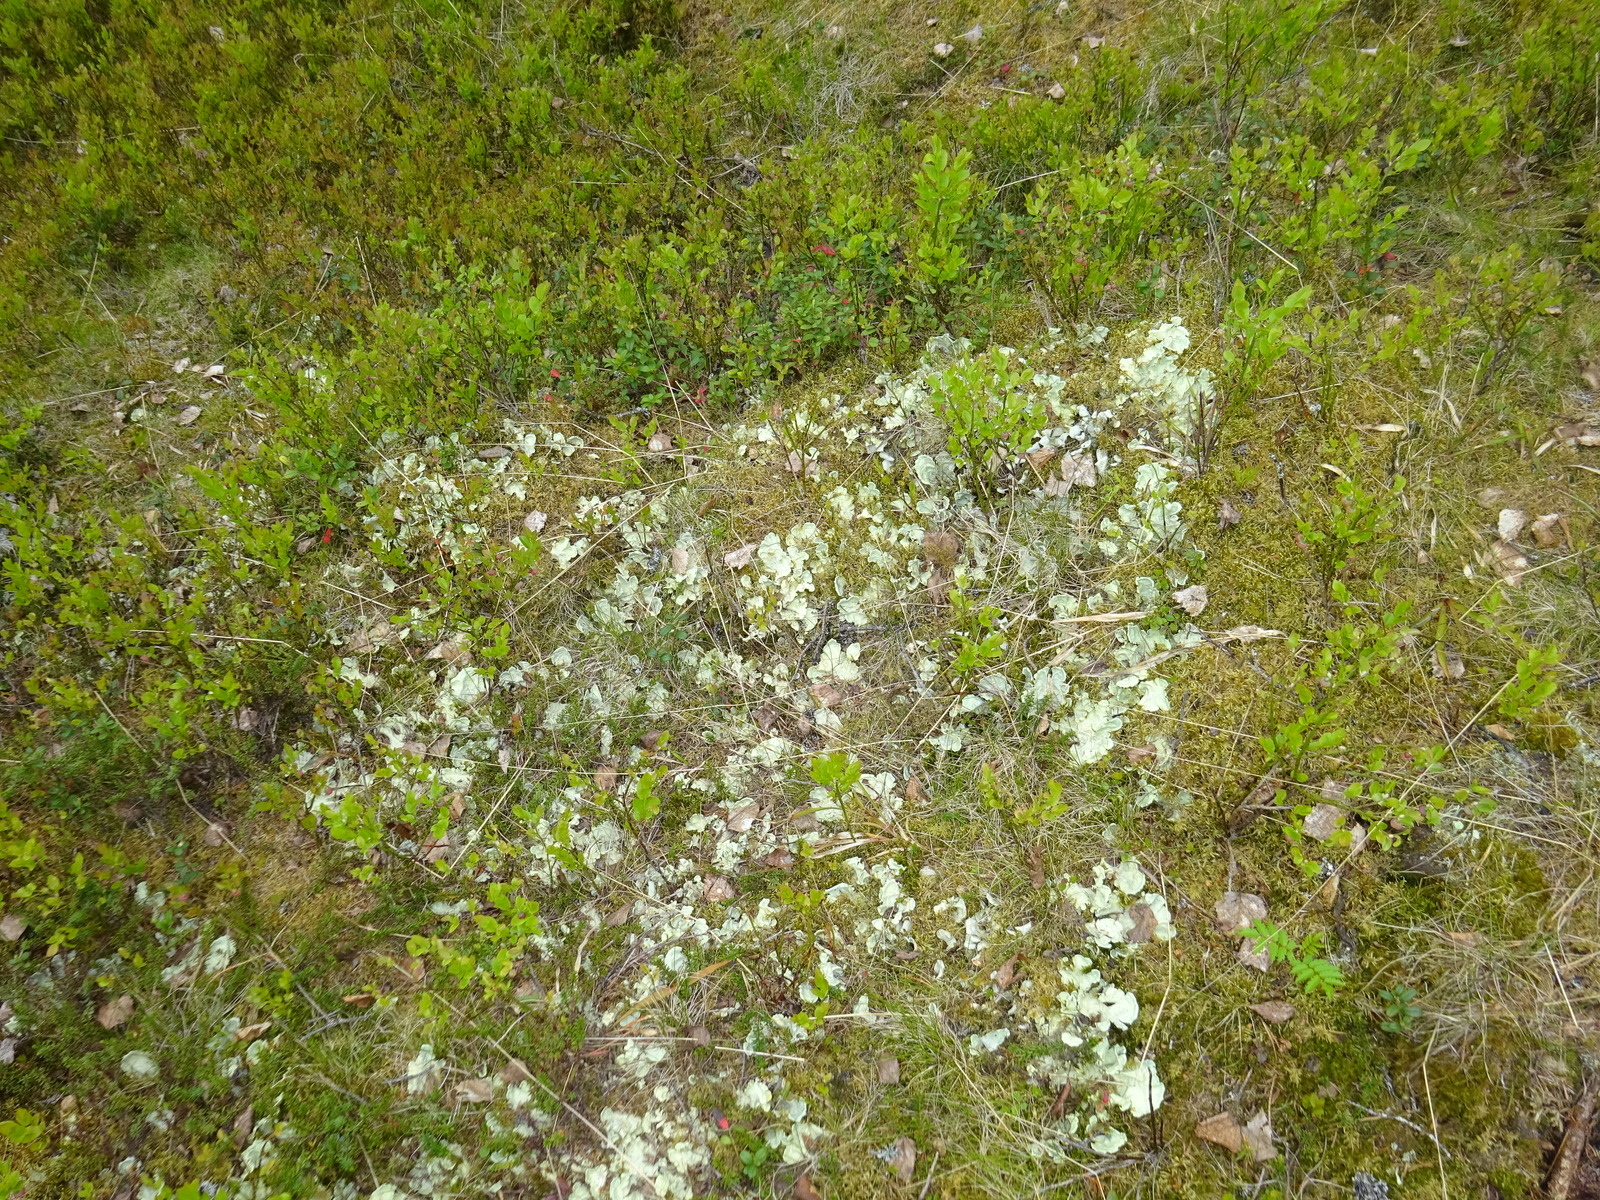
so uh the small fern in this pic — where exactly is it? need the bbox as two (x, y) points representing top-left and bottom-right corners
(1245, 920), (1347, 997)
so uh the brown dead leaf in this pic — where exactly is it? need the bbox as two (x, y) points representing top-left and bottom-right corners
(174, 405), (202, 426)
(1027, 843), (1047, 889)
(426, 637), (470, 664)
(594, 764), (618, 792)
(234, 1020), (272, 1043)
(703, 875), (737, 903)
(342, 993), (376, 1008)
(477, 445), (511, 460)
(203, 821), (232, 848)
(809, 682), (845, 709)
(1249, 1000), (1296, 1025)
(688, 1024), (712, 1048)
(888, 1136), (917, 1184)
(638, 729), (666, 751)
(723, 543), (757, 569)
(499, 1058), (535, 1084)
(877, 1055), (901, 1085)
(1046, 81), (1066, 100)
(605, 901), (635, 927)
(1242, 1110), (1276, 1161)
(1170, 584), (1208, 616)
(793, 1175), (823, 1200)
(905, 776), (924, 804)
(1485, 722), (1516, 741)
(1581, 359), (1600, 391)
(233, 1106), (255, 1146)
(1218, 497), (1243, 529)
(1124, 744), (1157, 765)
(753, 706), (779, 732)
(455, 1078), (494, 1103)
(1443, 930), (1482, 947)
(725, 802), (759, 832)
(763, 848), (796, 869)
(1125, 902), (1158, 944)
(1498, 508), (1531, 541)
(923, 529), (961, 568)
(1195, 1112), (1243, 1153)
(647, 431), (674, 453)
(995, 953), (1021, 990)
(1555, 422), (1600, 446)
(97, 994), (136, 1029)
(522, 509), (548, 533)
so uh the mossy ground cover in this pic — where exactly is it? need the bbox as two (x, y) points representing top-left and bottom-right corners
(3, 0), (1600, 1196)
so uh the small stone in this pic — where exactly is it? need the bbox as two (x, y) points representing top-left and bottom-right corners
(1530, 513), (1564, 547)
(877, 1054), (901, 1085)
(174, 405), (202, 426)
(1477, 485), (1510, 508)
(1214, 891), (1268, 934)
(1490, 539), (1529, 585)
(647, 431), (674, 453)
(1046, 81), (1066, 100)
(932, 41), (954, 56)
(1249, 1000), (1295, 1024)
(1351, 1171), (1390, 1200)
(522, 510), (547, 534)
(1302, 804), (1345, 842)
(1219, 497), (1243, 529)
(0, 914), (24, 941)
(688, 1024), (712, 1047)
(1194, 1111), (1242, 1153)
(1497, 508), (1530, 541)
(1238, 940), (1271, 972)
(724, 543), (756, 569)
(477, 445), (512, 459)
(669, 546), (690, 575)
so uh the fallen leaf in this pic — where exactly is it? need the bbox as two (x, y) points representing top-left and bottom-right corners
(1082, 32), (1105, 47)
(877, 1054), (901, 1085)
(477, 445), (511, 459)
(1125, 902), (1158, 944)
(1554, 423), (1600, 446)
(810, 682), (844, 708)
(1242, 1110), (1275, 1161)
(594, 764), (618, 792)
(604, 901), (634, 927)
(1485, 722), (1516, 741)
(703, 876), (737, 903)
(175, 405), (202, 426)
(1215, 892), (1268, 934)
(1581, 360), (1600, 391)
(1195, 1111), (1243, 1153)
(1125, 744), (1157, 765)
(647, 431), (674, 453)
(961, 23), (982, 42)
(638, 729), (665, 751)
(923, 529), (961, 567)
(905, 776), (924, 804)
(723, 543), (757, 569)
(793, 1175), (823, 1200)
(995, 953), (1021, 989)
(97, 995), (136, 1029)
(753, 706), (779, 731)
(1497, 508), (1531, 541)
(1027, 843), (1047, 889)
(1547, 1079), (1600, 1200)
(1302, 804), (1345, 842)
(426, 638), (470, 664)
(1212, 625), (1284, 644)
(522, 510), (547, 534)
(668, 546), (690, 575)
(499, 1059), (535, 1084)
(342, 993), (375, 1007)
(725, 803), (760, 832)
(233, 1106), (254, 1146)
(1443, 930), (1482, 947)
(203, 821), (231, 848)
(234, 1021), (272, 1043)
(1219, 497), (1243, 529)
(1171, 584), (1208, 616)
(889, 1136), (917, 1184)
(1249, 1000), (1296, 1024)
(763, 848), (796, 869)
(1478, 485), (1511, 508)
(0, 914), (24, 941)
(455, 1078), (494, 1103)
